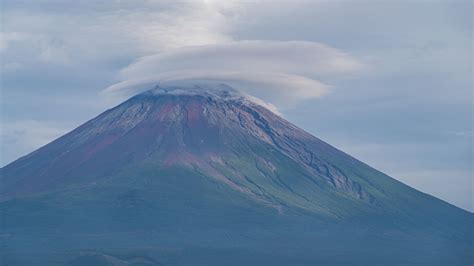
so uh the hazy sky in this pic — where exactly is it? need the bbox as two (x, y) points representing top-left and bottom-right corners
(1, 0), (472, 211)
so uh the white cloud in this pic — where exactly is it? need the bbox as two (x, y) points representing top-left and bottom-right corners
(119, 41), (364, 77)
(102, 70), (331, 108)
(102, 41), (364, 108)
(0, 2), (365, 109)
(0, 1), (237, 69)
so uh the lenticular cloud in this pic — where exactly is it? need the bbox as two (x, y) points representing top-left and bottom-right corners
(102, 40), (365, 108)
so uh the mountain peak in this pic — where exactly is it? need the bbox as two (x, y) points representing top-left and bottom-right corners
(140, 82), (246, 101)
(135, 81), (281, 115)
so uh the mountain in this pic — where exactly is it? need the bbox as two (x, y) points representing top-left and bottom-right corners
(1, 83), (472, 265)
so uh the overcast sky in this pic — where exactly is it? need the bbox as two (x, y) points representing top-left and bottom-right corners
(0, 0), (472, 211)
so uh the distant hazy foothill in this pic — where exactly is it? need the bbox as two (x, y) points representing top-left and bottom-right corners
(0, 84), (472, 265)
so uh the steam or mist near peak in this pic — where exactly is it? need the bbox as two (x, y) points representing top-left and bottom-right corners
(102, 41), (365, 108)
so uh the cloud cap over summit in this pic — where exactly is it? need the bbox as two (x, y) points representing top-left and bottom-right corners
(103, 41), (365, 108)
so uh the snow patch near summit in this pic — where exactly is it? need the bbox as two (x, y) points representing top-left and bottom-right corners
(143, 81), (282, 116)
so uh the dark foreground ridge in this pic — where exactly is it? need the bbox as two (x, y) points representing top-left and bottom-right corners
(1, 83), (472, 265)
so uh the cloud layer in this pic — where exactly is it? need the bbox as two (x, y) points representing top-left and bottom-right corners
(103, 41), (365, 107)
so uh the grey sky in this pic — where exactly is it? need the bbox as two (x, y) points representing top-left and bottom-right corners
(0, 0), (472, 211)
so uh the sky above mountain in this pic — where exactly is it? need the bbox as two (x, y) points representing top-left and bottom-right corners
(0, 0), (472, 211)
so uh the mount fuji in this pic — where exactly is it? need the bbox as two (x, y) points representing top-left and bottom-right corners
(1, 83), (472, 265)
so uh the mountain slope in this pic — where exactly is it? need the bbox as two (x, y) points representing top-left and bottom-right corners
(1, 84), (472, 265)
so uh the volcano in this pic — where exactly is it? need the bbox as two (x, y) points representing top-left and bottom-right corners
(0, 83), (472, 265)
